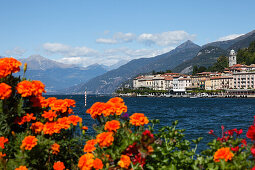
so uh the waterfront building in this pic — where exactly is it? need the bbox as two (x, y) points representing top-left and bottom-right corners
(205, 76), (233, 90)
(164, 76), (173, 90)
(172, 75), (191, 93)
(133, 73), (177, 91)
(191, 72), (220, 89)
(205, 78), (213, 90)
(133, 75), (153, 89)
(132, 65), (255, 94)
(233, 71), (255, 89)
(152, 75), (165, 90)
(229, 49), (237, 67)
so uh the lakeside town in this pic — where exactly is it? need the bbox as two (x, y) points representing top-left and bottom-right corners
(118, 50), (255, 98)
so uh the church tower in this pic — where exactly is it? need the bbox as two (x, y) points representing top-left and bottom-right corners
(229, 49), (237, 67)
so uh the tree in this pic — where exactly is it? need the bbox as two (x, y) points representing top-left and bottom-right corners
(237, 40), (255, 65)
(207, 56), (228, 72)
(192, 65), (198, 75)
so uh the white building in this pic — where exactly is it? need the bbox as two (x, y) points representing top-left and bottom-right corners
(152, 75), (165, 90)
(233, 72), (255, 89)
(172, 76), (192, 93)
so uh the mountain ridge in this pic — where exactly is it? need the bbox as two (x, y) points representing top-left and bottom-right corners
(16, 55), (108, 92)
(59, 40), (201, 94)
(173, 30), (255, 74)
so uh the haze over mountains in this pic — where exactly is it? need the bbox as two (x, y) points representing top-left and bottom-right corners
(60, 40), (201, 94)
(60, 29), (255, 94)
(15, 55), (108, 92)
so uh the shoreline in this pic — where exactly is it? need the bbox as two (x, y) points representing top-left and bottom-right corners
(116, 93), (255, 98)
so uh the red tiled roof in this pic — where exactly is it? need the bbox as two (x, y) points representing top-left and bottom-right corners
(179, 78), (191, 81)
(163, 73), (180, 75)
(164, 77), (173, 80)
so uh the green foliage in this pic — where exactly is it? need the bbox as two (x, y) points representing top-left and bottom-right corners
(193, 65), (207, 75)
(145, 120), (203, 170)
(151, 69), (172, 75)
(237, 40), (255, 65)
(207, 56), (228, 72)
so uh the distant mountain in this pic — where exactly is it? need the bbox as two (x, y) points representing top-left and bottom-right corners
(173, 46), (227, 73)
(19, 55), (75, 70)
(108, 60), (129, 70)
(203, 30), (255, 50)
(16, 55), (107, 92)
(173, 30), (255, 74)
(60, 40), (201, 94)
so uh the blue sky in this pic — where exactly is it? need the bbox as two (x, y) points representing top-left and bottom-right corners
(1, 0), (255, 67)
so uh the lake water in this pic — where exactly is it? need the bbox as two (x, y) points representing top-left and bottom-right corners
(47, 95), (255, 151)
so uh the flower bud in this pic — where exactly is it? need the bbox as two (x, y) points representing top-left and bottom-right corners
(24, 62), (27, 73)
(79, 121), (83, 129)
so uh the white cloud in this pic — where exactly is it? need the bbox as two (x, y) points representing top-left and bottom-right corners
(96, 38), (118, 44)
(96, 32), (136, 44)
(43, 43), (97, 57)
(56, 46), (175, 68)
(58, 57), (83, 65)
(5, 47), (26, 56)
(113, 32), (136, 43)
(138, 30), (196, 46)
(217, 33), (244, 41)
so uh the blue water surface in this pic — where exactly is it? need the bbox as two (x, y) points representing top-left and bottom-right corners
(46, 95), (255, 152)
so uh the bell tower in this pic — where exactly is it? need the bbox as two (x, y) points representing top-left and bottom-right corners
(229, 49), (237, 67)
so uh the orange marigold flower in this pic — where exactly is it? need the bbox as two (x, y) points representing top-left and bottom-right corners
(93, 158), (103, 170)
(101, 102), (115, 117)
(16, 80), (33, 97)
(78, 153), (94, 170)
(57, 117), (71, 130)
(21, 136), (38, 150)
(43, 97), (57, 108)
(31, 80), (46, 96)
(0, 83), (12, 100)
(15, 166), (28, 170)
(83, 139), (97, 153)
(82, 126), (88, 130)
(64, 99), (76, 107)
(30, 122), (44, 134)
(147, 145), (154, 153)
(51, 143), (60, 155)
(86, 102), (105, 119)
(50, 99), (69, 113)
(0, 152), (6, 159)
(214, 147), (234, 162)
(129, 113), (149, 126)
(68, 115), (82, 126)
(96, 132), (114, 148)
(104, 120), (120, 132)
(107, 97), (127, 116)
(53, 161), (65, 170)
(24, 113), (36, 122)
(0, 137), (8, 149)
(16, 80), (46, 97)
(17, 113), (36, 125)
(43, 122), (61, 135)
(118, 155), (131, 169)
(42, 110), (57, 121)
(0, 57), (22, 78)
